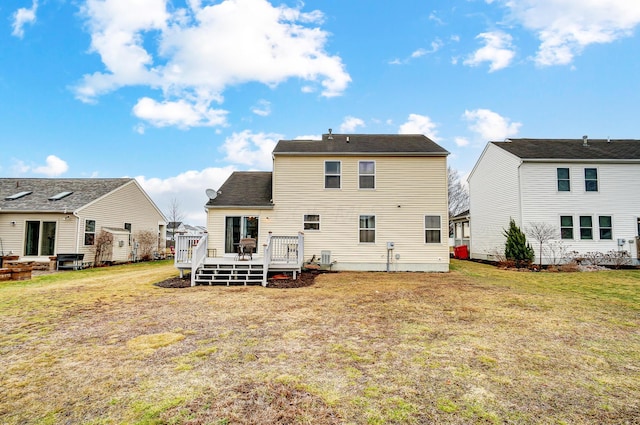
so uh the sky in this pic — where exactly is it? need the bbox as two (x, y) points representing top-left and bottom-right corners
(2, 0), (640, 225)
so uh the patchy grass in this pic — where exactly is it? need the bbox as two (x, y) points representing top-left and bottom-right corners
(1, 259), (639, 424)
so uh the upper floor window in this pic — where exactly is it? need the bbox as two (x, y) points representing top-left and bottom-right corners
(560, 216), (574, 239)
(325, 161), (341, 189)
(580, 216), (593, 240)
(599, 216), (612, 240)
(557, 168), (570, 191)
(84, 219), (96, 245)
(425, 215), (442, 244)
(303, 214), (320, 231)
(359, 161), (375, 189)
(585, 168), (598, 192)
(359, 215), (376, 243)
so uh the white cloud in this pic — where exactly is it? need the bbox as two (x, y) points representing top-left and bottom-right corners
(463, 109), (521, 141)
(339, 116), (365, 133)
(136, 165), (236, 226)
(455, 137), (470, 147)
(498, 0), (640, 66)
(221, 130), (281, 170)
(12, 0), (38, 38)
(251, 100), (271, 117)
(9, 156), (68, 176)
(464, 31), (515, 72)
(294, 134), (321, 140)
(74, 0), (350, 128)
(133, 97), (228, 128)
(391, 39), (443, 65)
(398, 114), (439, 141)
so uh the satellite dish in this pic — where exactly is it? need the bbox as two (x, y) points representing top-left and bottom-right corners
(205, 188), (217, 200)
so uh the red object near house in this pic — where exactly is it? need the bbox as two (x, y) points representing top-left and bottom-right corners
(453, 245), (469, 260)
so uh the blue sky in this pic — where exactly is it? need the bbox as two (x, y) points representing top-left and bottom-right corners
(2, 0), (640, 225)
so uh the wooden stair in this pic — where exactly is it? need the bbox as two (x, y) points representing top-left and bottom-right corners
(194, 263), (264, 286)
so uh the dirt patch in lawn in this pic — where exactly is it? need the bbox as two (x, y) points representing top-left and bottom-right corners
(162, 381), (341, 424)
(154, 271), (320, 289)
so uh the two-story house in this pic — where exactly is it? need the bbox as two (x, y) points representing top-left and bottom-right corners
(178, 133), (450, 285)
(468, 137), (640, 264)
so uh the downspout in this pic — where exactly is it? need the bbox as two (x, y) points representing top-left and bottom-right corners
(73, 211), (81, 253)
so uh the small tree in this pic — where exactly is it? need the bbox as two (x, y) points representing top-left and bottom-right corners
(504, 219), (535, 268)
(526, 222), (558, 268)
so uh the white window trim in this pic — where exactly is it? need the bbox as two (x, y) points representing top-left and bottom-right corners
(424, 214), (442, 244)
(584, 167), (599, 192)
(560, 214), (575, 240)
(557, 167), (570, 192)
(303, 214), (321, 231)
(579, 214), (594, 240)
(598, 215), (613, 240)
(324, 160), (341, 189)
(359, 214), (376, 244)
(358, 160), (376, 190)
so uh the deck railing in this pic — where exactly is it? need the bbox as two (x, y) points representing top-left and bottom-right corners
(190, 234), (208, 286)
(174, 234), (204, 265)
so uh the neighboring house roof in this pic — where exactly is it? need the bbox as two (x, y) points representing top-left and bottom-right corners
(273, 133), (449, 156)
(167, 222), (183, 229)
(452, 209), (470, 219)
(0, 178), (134, 212)
(206, 171), (273, 208)
(492, 138), (640, 161)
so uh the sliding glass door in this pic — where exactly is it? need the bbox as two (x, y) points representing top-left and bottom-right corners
(224, 216), (258, 254)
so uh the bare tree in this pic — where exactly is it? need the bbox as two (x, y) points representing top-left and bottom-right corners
(448, 166), (469, 218)
(526, 222), (558, 268)
(134, 230), (157, 261)
(94, 230), (114, 266)
(166, 197), (184, 248)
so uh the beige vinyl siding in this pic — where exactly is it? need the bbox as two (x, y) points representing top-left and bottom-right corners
(76, 181), (166, 263)
(270, 154), (449, 271)
(468, 143), (522, 260)
(206, 208), (272, 257)
(0, 213), (78, 259)
(519, 161), (640, 261)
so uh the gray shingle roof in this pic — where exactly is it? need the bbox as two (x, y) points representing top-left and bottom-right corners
(0, 178), (133, 212)
(493, 138), (640, 160)
(205, 172), (273, 208)
(273, 134), (449, 156)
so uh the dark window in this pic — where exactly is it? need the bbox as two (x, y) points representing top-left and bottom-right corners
(580, 216), (593, 240)
(124, 223), (132, 245)
(85, 219), (96, 245)
(325, 161), (341, 189)
(560, 216), (574, 239)
(585, 168), (598, 192)
(557, 168), (570, 191)
(303, 214), (320, 231)
(359, 215), (375, 243)
(425, 215), (442, 244)
(359, 161), (375, 189)
(599, 216), (612, 240)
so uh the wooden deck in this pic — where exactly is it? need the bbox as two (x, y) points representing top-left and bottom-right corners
(174, 232), (304, 286)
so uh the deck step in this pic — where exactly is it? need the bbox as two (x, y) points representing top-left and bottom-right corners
(194, 262), (265, 286)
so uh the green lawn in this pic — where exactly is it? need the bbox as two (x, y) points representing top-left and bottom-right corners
(0, 260), (638, 424)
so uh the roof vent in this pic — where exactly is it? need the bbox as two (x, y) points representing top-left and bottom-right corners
(327, 128), (333, 140)
(582, 135), (589, 146)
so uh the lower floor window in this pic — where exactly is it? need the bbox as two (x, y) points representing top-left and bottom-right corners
(85, 219), (96, 245)
(303, 214), (320, 231)
(580, 216), (593, 240)
(359, 215), (375, 243)
(25, 221), (56, 256)
(425, 215), (442, 243)
(560, 216), (574, 239)
(599, 216), (612, 240)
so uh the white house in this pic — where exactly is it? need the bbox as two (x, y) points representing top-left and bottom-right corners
(468, 137), (640, 264)
(177, 132), (450, 285)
